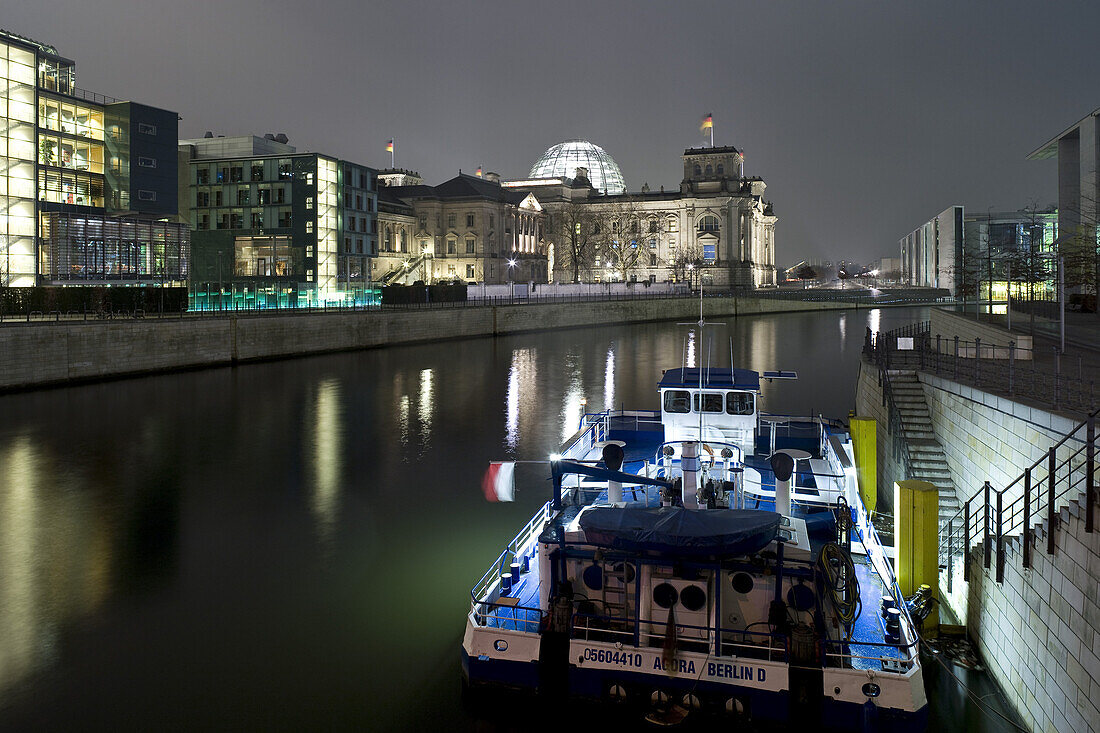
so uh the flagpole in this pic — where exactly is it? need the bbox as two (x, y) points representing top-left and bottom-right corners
(391, 137), (395, 168)
(711, 119), (714, 148)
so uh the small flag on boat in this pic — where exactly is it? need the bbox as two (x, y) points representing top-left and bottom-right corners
(483, 461), (515, 502)
(476, 166), (483, 177)
(386, 139), (394, 153)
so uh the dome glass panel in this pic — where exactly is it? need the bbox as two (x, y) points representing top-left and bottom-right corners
(529, 140), (626, 195)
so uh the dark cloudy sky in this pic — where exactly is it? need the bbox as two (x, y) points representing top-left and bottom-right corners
(7, 1), (1099, 265)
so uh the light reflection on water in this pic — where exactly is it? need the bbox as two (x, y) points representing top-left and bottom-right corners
(603, 348), (615, 410)
(0, 306), (930, 730)
(309, 378), (342, 548)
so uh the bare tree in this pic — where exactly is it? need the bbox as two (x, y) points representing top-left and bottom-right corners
(546, 199), (600, 283)
(668, 240), (704, 287)
(597, 198), (664, 283)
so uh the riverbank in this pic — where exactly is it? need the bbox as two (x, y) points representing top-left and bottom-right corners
(0, 294), (929, 391)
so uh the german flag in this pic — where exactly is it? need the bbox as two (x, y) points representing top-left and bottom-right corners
(386, 139), (394, 153)
(700, 113), (713, 132)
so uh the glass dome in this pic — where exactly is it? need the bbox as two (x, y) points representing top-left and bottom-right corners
(529, 140), (626, 195)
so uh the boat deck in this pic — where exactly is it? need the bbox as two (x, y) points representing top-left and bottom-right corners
(475, 415), (910, 671)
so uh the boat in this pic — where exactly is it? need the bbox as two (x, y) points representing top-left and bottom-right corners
(462, 351), (928, 730)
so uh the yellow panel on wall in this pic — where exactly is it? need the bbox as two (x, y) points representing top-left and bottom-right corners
(850, 416), (877, 512)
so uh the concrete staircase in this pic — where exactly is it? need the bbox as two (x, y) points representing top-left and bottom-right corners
(887, 371), (961, 526)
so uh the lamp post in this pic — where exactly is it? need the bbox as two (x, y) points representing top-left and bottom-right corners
(686, 262), (695, 291)
(507, 257), (517, 301)
(1038, 252), (1065, 353)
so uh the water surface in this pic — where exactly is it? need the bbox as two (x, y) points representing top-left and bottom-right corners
(0, 306), (929, 730)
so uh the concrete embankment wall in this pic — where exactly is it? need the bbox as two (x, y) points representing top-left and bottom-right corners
(855, 359), (1099, 732)
(966, 500), (1100, 733)
(0, 296), (864, 391)
(930, 308), (1034, 358)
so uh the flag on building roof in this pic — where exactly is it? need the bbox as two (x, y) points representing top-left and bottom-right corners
(386, 139), (394, 153)
(700, 113), (713, 132)
(476, 166), (483, 177)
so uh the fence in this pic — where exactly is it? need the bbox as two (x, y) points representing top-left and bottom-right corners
(938, 410), (1097, 589)
(0, 287), (951, 325)
(863, 320), (1098, 588)
(864, 322), (1097, 414)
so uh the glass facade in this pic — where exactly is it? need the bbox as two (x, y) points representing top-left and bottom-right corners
(0, 40), (38, 285)
(529, 140), (626, 195)
(40, 212), (189, 283)
(234, 235), (295, 277)
(316, 156), (339, 296)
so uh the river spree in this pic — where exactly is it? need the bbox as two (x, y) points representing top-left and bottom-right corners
(0, 306), (931, 731)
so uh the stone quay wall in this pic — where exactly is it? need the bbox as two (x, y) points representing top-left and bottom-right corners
(855, 357), (1099, 732)
(0, 296), (869, 391)
(966, 499), (1100, 733)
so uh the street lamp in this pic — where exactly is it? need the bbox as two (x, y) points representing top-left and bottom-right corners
(686, 262), (695, 290)
(507, 258), (517, 300)
(1036, 252), (1065, 353)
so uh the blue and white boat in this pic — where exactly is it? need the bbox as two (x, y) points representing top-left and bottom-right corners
(462, 358), (928, 730)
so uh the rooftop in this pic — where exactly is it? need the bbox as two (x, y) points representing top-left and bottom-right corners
(1027, 106), (1100, 160)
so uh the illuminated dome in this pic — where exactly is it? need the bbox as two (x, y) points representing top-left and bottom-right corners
(530, 140), (626, 195)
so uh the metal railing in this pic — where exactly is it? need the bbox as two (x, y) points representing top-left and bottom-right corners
(938, 410), (1096, 587)
(572, 612), (790, 663)
(0, 286), (952, 326)
(469, 500), (552, 625)
(864, 324), (1097, 414)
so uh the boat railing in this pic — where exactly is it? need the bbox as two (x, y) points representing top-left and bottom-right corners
(472, 599), (545, 632)
(822, 636), (920, 670)
(469, 500), (552, 609)
(571, 613), (789, 663)
(849, 480), (923, 648)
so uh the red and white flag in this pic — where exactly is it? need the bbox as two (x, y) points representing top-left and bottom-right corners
(482, 461), (516, 502)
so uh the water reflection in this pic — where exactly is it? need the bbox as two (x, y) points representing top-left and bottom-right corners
(0, 435), (110, 695)
(686, 329), (696, 367)
(505, 349), (537, 452)
(0, 306), (932, 730)
(310, 378), (343, 548)
(603, 348), (615, 410)
(561, 353), (584, 443)
(418, 368), (434, 453)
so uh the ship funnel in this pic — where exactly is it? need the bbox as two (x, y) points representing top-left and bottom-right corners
(770, 452), (795, 516)
(603, 443), (625, 504)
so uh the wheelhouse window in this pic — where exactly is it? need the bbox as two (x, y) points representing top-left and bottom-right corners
(663, 390), (691, 414)
(727, 392), (754, 415)
(693, 392), (724, 413)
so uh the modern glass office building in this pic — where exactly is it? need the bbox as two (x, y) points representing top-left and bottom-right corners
(0, 29), (187, 286)
(182, 134), (378, 307)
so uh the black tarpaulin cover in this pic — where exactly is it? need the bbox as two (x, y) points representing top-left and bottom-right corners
(576, 507), (780, 556)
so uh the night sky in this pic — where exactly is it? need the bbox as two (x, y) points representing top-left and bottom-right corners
(7, 1), (1100, 265)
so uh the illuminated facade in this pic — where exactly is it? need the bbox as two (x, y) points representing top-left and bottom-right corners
(530, 140), (626, 195)
(0, 30), (186, 286)
(376, 173), (548, 285)
(181, 134), (377, 305)
(506, 146), (777, 288)
(900, 206), (1058, 297)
